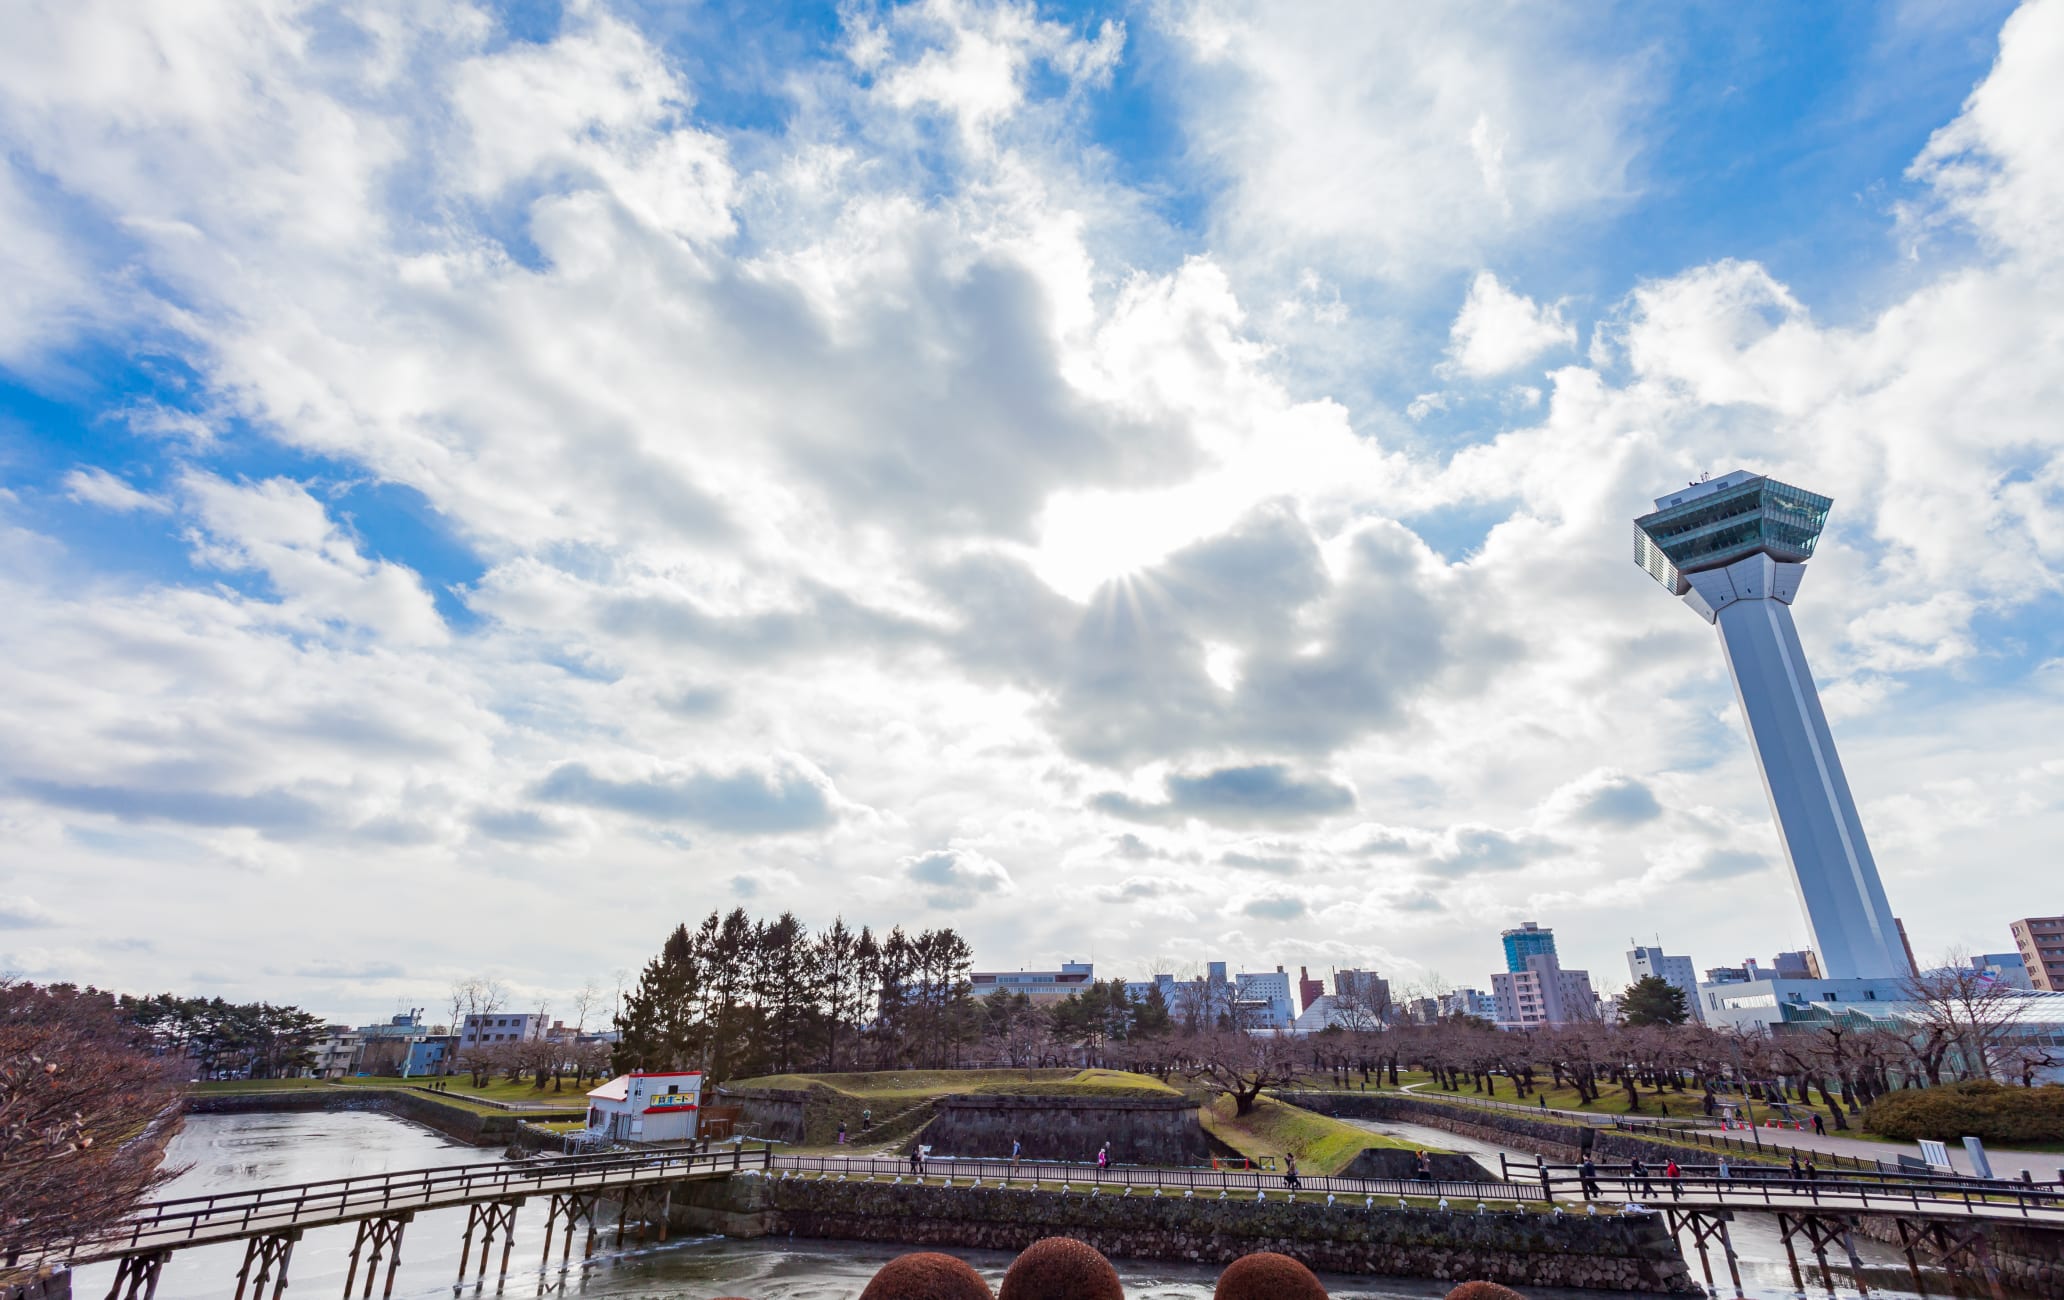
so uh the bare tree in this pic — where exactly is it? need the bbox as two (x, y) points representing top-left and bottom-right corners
(1177, 1027), (1301, 1116)
(571, 980), (602, 1036)
(1905, 949), (2018, 1083)
(2, 982), (186, 1265)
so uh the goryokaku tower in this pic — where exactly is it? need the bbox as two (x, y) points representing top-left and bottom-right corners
(1634, 470), (1908, 981)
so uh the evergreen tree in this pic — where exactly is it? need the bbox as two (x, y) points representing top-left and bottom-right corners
(1620, 975), (1690, 1026)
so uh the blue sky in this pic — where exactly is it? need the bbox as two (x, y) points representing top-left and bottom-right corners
(2, 0), (2061, 1021)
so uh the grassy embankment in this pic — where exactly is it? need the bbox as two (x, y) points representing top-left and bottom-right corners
(332, 1075), (593, 1109)
(728, 1068), (1185, 1151)
(188, 1077), (585, 1118)
(1201, 1095), (1422, 1176)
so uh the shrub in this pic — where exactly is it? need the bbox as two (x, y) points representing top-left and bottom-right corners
(1861, 1081), (2064, 1144)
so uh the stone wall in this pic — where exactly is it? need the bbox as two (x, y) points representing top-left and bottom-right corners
(921, 1094), (1214, 1166)
(184, 1088), (525, 1146)
(1854, 1216), (2064, 1298)
(1339, 1148), (1497, 1183)
(669, 1175), (1698, 1292)
(719, 1088), (809, 1145)
(0, 1271), (70, 1300)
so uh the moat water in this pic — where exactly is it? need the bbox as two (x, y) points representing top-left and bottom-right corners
(71, 1111), (1971, 1300)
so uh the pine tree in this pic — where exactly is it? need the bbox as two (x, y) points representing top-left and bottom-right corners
(1620, 975), (1690, 1026)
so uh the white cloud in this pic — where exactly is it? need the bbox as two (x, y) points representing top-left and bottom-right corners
(1445, 271), (1576, 377)
(63, 468), (169, 514)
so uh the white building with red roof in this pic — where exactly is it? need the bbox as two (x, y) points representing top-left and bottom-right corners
(585, 1070), (703, 1143)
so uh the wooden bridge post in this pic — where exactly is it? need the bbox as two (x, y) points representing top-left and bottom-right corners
(341, 1211), (413, 1299)
(1716, 1218), (1744, 1299)
(456, 1199), (522, 1287)
(541, 1191), (600, 1270)
(1839, 1228), (1870, 1297)
(102, 1250), (171, 1300)
(231, 1229), (300, 1300)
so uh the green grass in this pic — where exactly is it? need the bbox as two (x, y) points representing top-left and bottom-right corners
(729, 1068), (1178, 1102)
(1200, 1095), (1426, 1177)
(333, 1075), (597, 1107)
(188, 1078), (327, 1094)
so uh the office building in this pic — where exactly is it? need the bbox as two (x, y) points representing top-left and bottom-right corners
(1235, 968), (1296, 1028)
(460, 1012), (547, 1049)
(1297, 966), (1325, 1014)
(1970, 952), (2033, 990)
(1636, 472), (1907, 980)
(1333, 969), (1390, 1014)
(1501, 922), (1557, 973)
(1627, 945), (1704, 1024)
(1439, 988), (1497, 1021)
(970, 961), (1095, 1005)
(1491, 954), (1596, 1029)
(2011, 918), (2064, 993)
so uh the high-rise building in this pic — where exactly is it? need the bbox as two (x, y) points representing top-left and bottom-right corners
(1627, 945), (1704, 1024)
(1297, 966), (1325, 1014)
(1635, 472), (1907, 980)
(1491, 953), (1596, 1029)
(1970, 953), (2033, 990)
(2010, 917), (2064, 992)
(1501, 922), (1557, 973)
(1235, 968), (1296, 1028)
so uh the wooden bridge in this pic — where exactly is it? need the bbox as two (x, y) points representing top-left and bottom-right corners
(71, 1145), (769, 1300)
(1521, 1158), (2064, 1299)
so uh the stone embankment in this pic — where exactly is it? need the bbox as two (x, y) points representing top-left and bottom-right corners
(922, 1094), (1216, 1166)
(669, 1175), (1699, 1292)
(183, 1088), (551, 1146)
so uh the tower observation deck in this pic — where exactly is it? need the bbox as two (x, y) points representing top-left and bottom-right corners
(1635, 471), (1908, 981)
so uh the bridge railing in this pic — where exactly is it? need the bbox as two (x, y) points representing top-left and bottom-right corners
(77, 1145), (772, 1260)
(769, 1153), (1546, 1204)
(1377, 1088), (1911, 1173)
(1519, 1160), (2064, 1220)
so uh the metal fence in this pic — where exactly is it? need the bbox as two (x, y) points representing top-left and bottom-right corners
(769, 1153), (1547, 1205)
(1519, 1160), (2064, 1222)
(77, 1145), (772, 1260)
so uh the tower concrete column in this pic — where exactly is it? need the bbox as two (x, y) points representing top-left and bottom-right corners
(1634, 471), (1907, 981)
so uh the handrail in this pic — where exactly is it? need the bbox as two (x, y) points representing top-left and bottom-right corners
(1518, 1160), (2064, 1221)
(767, 1153), (1546, 1204)
(70, 1147), (773, 1262)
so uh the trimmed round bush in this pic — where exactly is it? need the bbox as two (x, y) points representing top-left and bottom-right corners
(1217, 1251), (1328, 1299)
(1862, 1082), (2064, 1144)
(859, 1251), (994, 1300)
(997, 1237), (1124, 1300)
(1446, 1283), (1526, 1300)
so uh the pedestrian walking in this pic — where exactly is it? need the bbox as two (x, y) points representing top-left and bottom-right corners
(1788, 1155), (1802, 1181)
(909, 1147), (922, 1176)
(1097, 1143), (1109, 1175)
(1812, 1113), (1825, 1136)
(837, 1122), (847, 1145)
(1284, 1152), (1301, 1189)
(1010, 1137), (1022, 1170)
(1413, 1151), (1433, 1182)
(1804, 1158), (1818, 1182)
(1629, 1156), (1655, 1197)
(862, 1107), (873, 1133)
(1717, 1157), (1731, 1182)
(1580, 1156), (1601, 1200)
(1665, 1159), (1683, 1198)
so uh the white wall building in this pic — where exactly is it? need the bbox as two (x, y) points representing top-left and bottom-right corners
(1491, 955), (1596, 1029)
(460, 1013), (547, 1049)
(585, 1071), (703, 1144)
(1234, 968), (1296, 1028)
(1627, 945), (1705, 1023)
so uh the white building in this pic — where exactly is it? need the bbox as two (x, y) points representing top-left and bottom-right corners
(1439, 988), (1497, 1021)
(1234, 968), (1296, 1028)
(1627, 945), (1705, 1023)
(460, 1013), (547, 1049)
(970, 962), (1095, 1005)
(1491, 955), (1596, 1029)
(585, 1071), (703, 1144)
(1635, 473), (1907, 982)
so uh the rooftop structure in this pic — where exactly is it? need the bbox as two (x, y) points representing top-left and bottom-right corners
(1627, 945), (1704, 1024)
(2012, 917), (2064, 993)
(1501, 922), (1557, 974)
(1636, 471), (1907, 981)
(970, 962), (1095, 1004)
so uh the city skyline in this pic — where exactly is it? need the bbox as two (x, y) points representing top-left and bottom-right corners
(3, 1), (2064, 1023)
